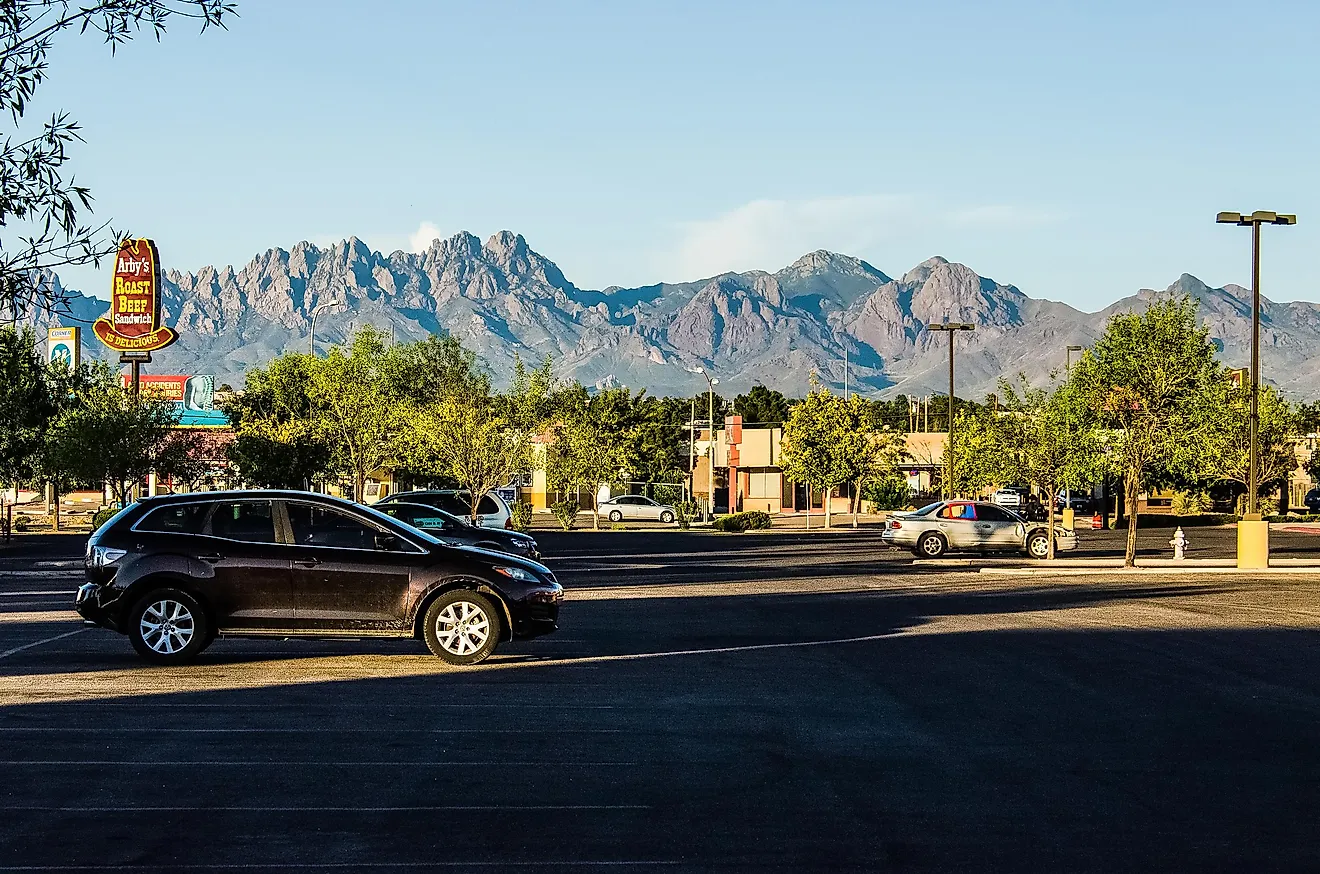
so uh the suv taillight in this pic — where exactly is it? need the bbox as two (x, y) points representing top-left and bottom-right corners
(504, 518), (513, 529)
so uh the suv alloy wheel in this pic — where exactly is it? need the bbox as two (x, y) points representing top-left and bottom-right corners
(128, 588), (212, 665)
(423, 590), (501, 665)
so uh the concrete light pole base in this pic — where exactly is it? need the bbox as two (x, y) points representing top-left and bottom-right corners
(1237, 517), (1270, 569)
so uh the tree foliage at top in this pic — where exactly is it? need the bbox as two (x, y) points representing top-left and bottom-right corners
(0, 1), (234, 317)
(733, 385), (794, 425)
(1069, 296), (1222, 565)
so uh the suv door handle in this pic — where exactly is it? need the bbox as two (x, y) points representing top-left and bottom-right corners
(196, 553), (223, 564)
(294, 557), (321, 568)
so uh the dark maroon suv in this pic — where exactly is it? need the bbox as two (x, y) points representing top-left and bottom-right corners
(77, 490), (562, 665)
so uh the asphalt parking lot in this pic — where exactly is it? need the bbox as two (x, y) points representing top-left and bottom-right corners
(1, 530), (1319, 871)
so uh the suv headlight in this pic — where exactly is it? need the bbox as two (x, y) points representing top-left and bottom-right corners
(493, 566), (538, 582)
(91, 546), (127, 568)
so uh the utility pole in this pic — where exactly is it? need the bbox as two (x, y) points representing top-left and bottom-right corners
(688, 396), (696, 504)
(691, 367), (720, 520)
(927, 323), (975, 500)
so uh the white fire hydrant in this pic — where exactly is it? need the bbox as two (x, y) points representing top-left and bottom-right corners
(1170, 526), (1188, 561)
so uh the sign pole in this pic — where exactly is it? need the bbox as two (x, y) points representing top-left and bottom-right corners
(132, 360), (141, 399)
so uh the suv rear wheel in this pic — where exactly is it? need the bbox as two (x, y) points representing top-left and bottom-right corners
(127, 588), (211, 665)
(423, 590), (501, 665)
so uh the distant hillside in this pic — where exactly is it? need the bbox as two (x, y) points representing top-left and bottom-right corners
(20, 231), (1320, 400)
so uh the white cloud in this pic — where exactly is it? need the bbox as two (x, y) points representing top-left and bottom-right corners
(664, 195), (913, 281)
(660, 195), (1063, 282)
(408, 221), (446, 253)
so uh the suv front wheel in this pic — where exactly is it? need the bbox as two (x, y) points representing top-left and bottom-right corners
(127, 588), (212, 665)
(423, 590), (501, 665)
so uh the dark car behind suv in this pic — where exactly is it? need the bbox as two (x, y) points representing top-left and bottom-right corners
(76, 490), (562, 666)
(374, 501), (540, 559)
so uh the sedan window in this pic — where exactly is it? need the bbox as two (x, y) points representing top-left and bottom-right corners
(209, 501), (278, 543)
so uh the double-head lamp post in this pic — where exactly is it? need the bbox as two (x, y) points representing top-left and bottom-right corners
(1216, 210), (1296, 518)
(927, 322), (975, 500)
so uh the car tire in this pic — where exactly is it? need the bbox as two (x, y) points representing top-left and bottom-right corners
(659, 510), (675, 524)
(916, 532), (947, 559)
(423, 590), (501, 666)
(1027, 531), (1051, 559)
(127, 588), (211, 665)
(608, 510), (623, 523)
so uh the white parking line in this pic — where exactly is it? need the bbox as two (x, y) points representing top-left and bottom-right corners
(0, 727), (625, 733)
(4, 804), (649, 812)
(0, 864), (679, 871)
(0, 628), (87, 660)
(0, 760), (636, 766)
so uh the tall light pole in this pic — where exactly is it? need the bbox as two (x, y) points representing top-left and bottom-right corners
(1216, 211), (1296, 519)
(309, 299), (345, 356)
(927, 322), (975, 499)
(691, 367), (720, 519)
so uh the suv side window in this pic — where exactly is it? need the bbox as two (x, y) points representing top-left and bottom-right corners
(208, 501), (278, 543)
(287, 503), (383, 550)
(136, 503), (210, 534)
(475, 495), (499, 515)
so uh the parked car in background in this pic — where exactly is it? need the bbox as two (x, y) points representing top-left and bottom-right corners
(376, 501), (540, 559)
(379, 490), (512, 529)
(1306, 488), (1320, 513)
(1054, 491), (1098, 515)
(991, 488), (1025, 508)
(595, 495), (678, 524)
(882, 500), (1078, 559)
(76, 490), (562, 666)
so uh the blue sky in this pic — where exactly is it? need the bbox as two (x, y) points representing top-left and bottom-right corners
(38, 0), (1320, 308)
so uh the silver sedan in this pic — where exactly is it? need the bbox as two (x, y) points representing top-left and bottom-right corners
(882, 500), (1078, 559)
(595, 495), (678, 524)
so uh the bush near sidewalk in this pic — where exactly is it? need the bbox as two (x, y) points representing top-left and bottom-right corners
(551, 499), (579, 531)
(711, 511), (773, 533)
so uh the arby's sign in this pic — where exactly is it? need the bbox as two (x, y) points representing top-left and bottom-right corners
(92, 238), (178, 354)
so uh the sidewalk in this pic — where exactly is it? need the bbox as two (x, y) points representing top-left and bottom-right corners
(970, 557), (1320, 576)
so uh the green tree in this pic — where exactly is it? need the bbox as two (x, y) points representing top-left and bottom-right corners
(307, 327), (407, 500)
(781, 387), (850, 528)
(221, 353), (332, 489)
(406, 396), (532, 525)
(1190, 376), (1297, 512)
(0, 326), (56, 500)
(734, 385), (794, 425)
(1070, 297), (1222, 566)
(0, 1), (233, 316)
(833, 395), (906, 527)
(44, 368), (180, 507)
(546, 418), (625, 530)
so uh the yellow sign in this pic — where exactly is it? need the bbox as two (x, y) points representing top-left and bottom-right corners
(46, 326), (81, 369)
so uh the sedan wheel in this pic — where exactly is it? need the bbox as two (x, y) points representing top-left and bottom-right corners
(423, 591), (500, 665)
(608, 510), (623, 523)
(917, 532), (947, 559)
(659, 510), (675, 524)
(128, 588), (211, 665)
(1027, 531), (1051, 559)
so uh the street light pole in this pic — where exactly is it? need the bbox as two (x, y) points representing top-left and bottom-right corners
(309, 300), (344, 356)
(1216, 211), (1296, 518)
(927, 322), (975, 500)
(691, 367), (720, 520)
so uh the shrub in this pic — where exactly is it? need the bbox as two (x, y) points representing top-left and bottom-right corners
(91, 507), (119, 531)
(674, 501), (698, 530)
(711, 510), (773, 533)
(509, 500), (533, 532)
(551, 499), (579, 531)
(863, 476), (910, 511)
(1171, 491), (1212, 516)
(13, 516), (29, 532)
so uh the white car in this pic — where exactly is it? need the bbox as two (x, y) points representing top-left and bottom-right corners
(595, 495), (678, 524)
(882, 500), (1078, 559)
(991, 488), (1025, 508)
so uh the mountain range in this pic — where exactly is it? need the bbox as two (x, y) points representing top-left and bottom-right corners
(20, 231), (1320, 400)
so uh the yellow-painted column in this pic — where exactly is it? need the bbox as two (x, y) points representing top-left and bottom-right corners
(1237, 517), (1270, 569)
(1062, 508), (1075, 530)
